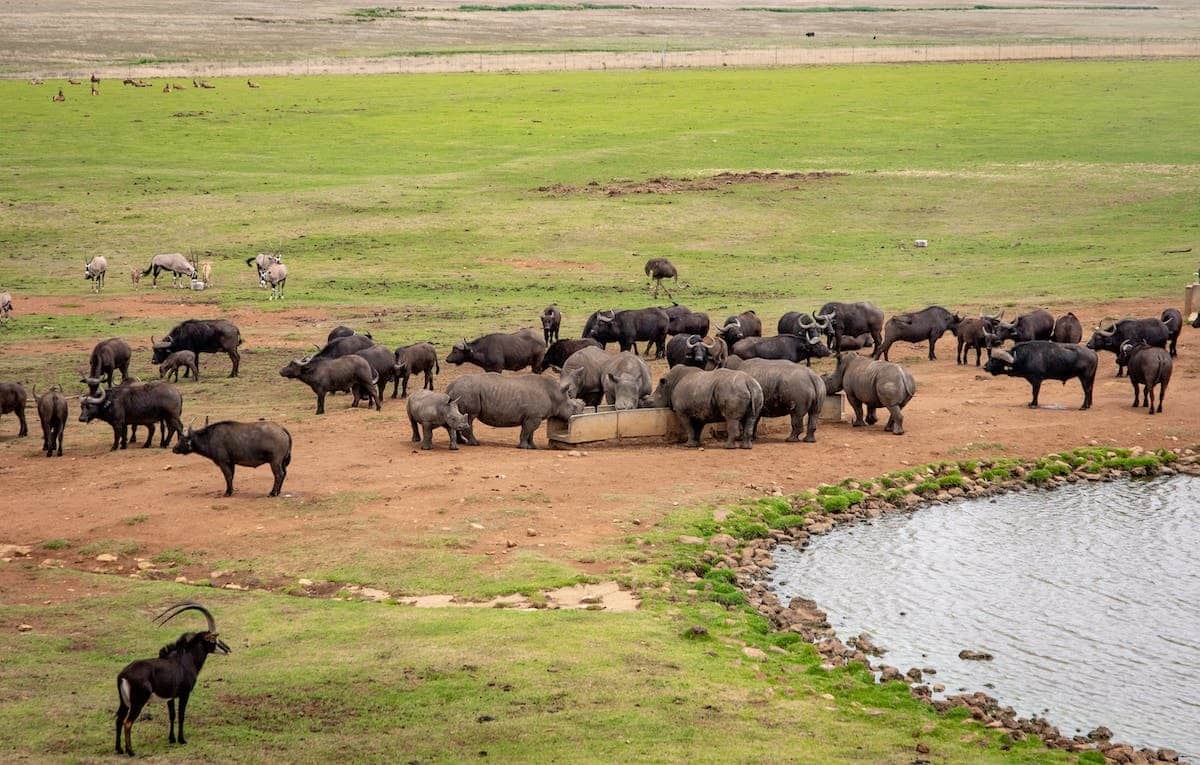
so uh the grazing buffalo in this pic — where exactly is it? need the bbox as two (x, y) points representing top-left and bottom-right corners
(446, 373), (583, 449)
(815, 302), (884, 352)
(645, 257), (679, 298)
(85, 255), (108, 292)
(393, 342), (440, 397)
(158, 350), (198, 382)
(776, 312), (822, 343)
(585, 308), (669, 358)
(560, 345), (610, 407)
(141, 253), (196, 288)
(1118, 340), (1172, 414)
(823, 353), (916, 435)
(717, 311), (762, 345)
(601, 352), (652, 410)
(327, 326), (371, 343)
(955, 318), (1000, 366)
(34, 385), (68, 456)
(731, 334), (831, 366)
(727, 358), (825, 443)
(174, 420), (292, 496)
(446, 329), (546, 373)
(984, 341), (1097, 410)
(313, 334), (375, 361)
(995, 309), (1054, 344)
(88, 338), (132, 387)
(535, 338), (602, 373)
(645, 366), (763, 449)
(1086, 317), (1170, 377)
(407, 390), (471, 450)
(665, 334), (720, 369)
(1161, 308), (1183, 356)
(541, 306), (562, 346)
(79, 381), (184, 449)
(874, 306), (962, 361)
(1051, 312), (1083, 344)
(279, 355), (380, 414)
(665, 305), (710, 337)
(0, 382), (29, 437)
(151, 320), (242, 377)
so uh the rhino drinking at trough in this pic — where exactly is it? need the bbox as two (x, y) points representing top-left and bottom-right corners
(645, 366), (763, 449)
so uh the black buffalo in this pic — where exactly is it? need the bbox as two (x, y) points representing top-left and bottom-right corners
(665, 334), (724, 369)
(730, 334), (831, 366)
(585, 308), (669, 358)
(874, 306), (962, 361)
(174, 420), (292, 496)
(984, 341), (1097, 410)
(955, 317), (1000, 366)
(79, 381), (185, 449)
(445, 329), (546, 372)
(327, 326), (371, 343)
(716, 311), (762, 345)
(151, 320), (242, 378)
(1085, 317), (1170, 377)
(88, 338), (132, 387)
(776, 312), (822, 343)
(1117, 340), (1172, 414)
(1051, 312), (1082, 344)
(312, 334), (375, 361)
(541, 306), (562, 346)
(665, 305), (710, 337)
(1161, 308), (1182, 356)
(995, 309), (1054, 344)
(536, 338), (602, 373)
(815, 301), (884, 352)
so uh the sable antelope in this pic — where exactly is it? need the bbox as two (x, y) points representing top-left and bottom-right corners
(247, 80), (260, 88)
(115, 603), (230, 756)
(52, 89), (65, 102)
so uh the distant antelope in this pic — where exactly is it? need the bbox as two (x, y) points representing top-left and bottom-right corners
(0, 292), (13, 321)
(29, 77), (43, 85)
(123, 78), (135, 86)
(134, 79), (153, 88)
(200, 261), (213, 287)
(171, 83), (185, 91)
(52, 89), (65, 102)
(247, 80), (260, 89)
(163, 83), (171, 93)
(263, 263), (288, 300)
(90, 72), (100, 84)
(68, 78), (82, 85)
(84, 255), (108, 291)
(91, 83), (99, 96)
(130, 267), (142, 287)
(141, 253), (196, 288)
(192, 79), (199, 88)
(199, 81), (216, 89)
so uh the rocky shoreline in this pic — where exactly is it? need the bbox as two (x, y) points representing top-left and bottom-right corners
(709, 446), (1199, 765)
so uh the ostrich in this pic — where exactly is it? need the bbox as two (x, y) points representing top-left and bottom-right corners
(644, 257), (681, 299)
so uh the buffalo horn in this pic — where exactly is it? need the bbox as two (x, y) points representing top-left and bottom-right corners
(686, 335), (700, 348)
(991, 349), (1015, 365)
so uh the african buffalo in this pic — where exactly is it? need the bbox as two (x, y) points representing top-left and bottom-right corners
(717, 311), (762, 345)
(1118, 340), (1172, 414)
(407, 390), (471, 450)
(731, 334), (831, 366)
(645, 366), (763, 449)
(823, 353), (916, 435)
(355, 345), (399, 401)
(541, 306), (561, 345)
(34, 385), (68, 456)
(995, 309), (1054, 344)
(727, 358), (825, 443)
(151, 319), (242, 378)
(393, 342), (440, 397)
(984, 341), (1097, 410)
(279, 355), (380, 414)
(535, 338), (602, 373)
(88, 338), (132, 387)
(585, 308), (669, 358)
(955, 318), (1000, 366)
(665, 334), (719, 369)
(174, 420), (292, 496)
(601, 352), (652, 410)
(1161, 308), (1183, 356)
(776, 312), (822, 343)
(446, 373), (583, 449)
(327, 326), (371, 343)
(874, 306), (962, 361)
(79, 381), (184, 450)
(1086, 317), (1169, 377)
(1051, 312), (1083, 344)
(446, 329), (546, 373)
(158, 350), (198, 382)
(815, 302), (884, 352)
(313, 334), (375, 361)
(0, 382), (29, 437)
(665, 305), (710, 337)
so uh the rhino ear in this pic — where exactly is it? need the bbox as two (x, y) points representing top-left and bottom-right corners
(606, 372), (618, 385)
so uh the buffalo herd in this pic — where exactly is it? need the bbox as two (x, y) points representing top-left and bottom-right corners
(0, 298), (1191, 493)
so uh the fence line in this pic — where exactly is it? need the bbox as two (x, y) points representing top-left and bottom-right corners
(12, 41), (1200, 80)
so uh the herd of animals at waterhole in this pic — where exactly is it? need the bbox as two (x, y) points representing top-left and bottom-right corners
(2, 254), (1197, 755)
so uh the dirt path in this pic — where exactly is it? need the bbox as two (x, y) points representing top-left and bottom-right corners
(1, 295), (1197, 595)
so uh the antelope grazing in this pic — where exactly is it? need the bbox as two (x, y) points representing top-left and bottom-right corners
(84, 255), (108, 291)
(52, 89), (65, 102)
(247, 80), (260, 89)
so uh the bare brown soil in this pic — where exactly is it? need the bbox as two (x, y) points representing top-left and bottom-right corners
(537, 170), (846, 197)
(1, 296), (1197, 598)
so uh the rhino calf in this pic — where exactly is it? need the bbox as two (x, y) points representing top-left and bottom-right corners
(446, 373), (583, 449)
(823, 352), (916, 435)
(158, 350), (199, 382)
(646, 366), (763, 449)
(407, 390), (471, 450)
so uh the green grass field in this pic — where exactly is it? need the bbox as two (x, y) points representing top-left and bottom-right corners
(2, 59), (1197, 762)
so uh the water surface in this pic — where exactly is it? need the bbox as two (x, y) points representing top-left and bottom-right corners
(770, 475), (1200, 757)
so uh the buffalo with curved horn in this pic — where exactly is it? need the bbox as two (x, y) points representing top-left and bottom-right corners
(115, 602), (230, 756)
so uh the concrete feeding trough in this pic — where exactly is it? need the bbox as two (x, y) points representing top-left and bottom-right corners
(547, 393), (845, 446)
(1185, 282), (1200, 324)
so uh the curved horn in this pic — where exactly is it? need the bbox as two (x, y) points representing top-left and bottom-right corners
(991, 349), (1015, 365)
(154, 602), (216, 633)
(84, 387), (107, 405)
(686, 335), (700, 348)
(797, 313), (815, 328)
